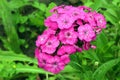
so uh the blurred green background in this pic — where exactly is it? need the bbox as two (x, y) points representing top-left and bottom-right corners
(0, 0), (120, 80)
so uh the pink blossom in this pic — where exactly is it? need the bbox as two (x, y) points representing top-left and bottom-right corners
(94, 13), (106, 28)
(82, 41), (91, 50)
(78, 24), (95, 42)
(45, 56), (65, 74)
(50, 13), (61, 22)
(41, 35), (59, 54)
(44, 17), (58, 30)
(58, 28), (77, 44)
(57, 14), (74, 29)
(57, 45), (76, 55)
(84, 12), (97, 27)
(69, 7), (85, 20)
(37, 53), (51, 68)
(60, 55), (70, 64)
(35, 28), (55, 47)
(36, 34), (49, 47)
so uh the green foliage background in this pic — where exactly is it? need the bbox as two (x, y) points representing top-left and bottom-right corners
(0, 0), (120, 80)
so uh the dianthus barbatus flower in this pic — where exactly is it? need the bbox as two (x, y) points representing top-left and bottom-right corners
(78, 24), (95, 42)
(41, 35), (59, 54)
(45, 56), (65, 74)
(58, 28), (77, 44)
(57, 14), (74, 29)
(94, 13), (106, 29)
(35, 5), (106, 74)
(57, 45), (76, 55)
(44, 16), (58, 30)
(36, 28), (55, 47)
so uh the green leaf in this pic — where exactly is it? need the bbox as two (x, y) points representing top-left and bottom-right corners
(92, 58), (120, 80)
(32, 2), (47, 12)
(0, 0), (21, 53)
(45, 2), (57, 17)
(8, 0), (29, 9)
(61, 65), (79, 73)
(104, 11), (118, 25)
(0, 50), (37, 64)
(15, 64), (52, 74)
(90, 0), (104, 11)
(96, 31), (108, 53)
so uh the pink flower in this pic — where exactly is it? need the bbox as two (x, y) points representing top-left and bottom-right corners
(36, 34), (49, 47)
(37, 53), (51, 68)
(44, 17), (58, 30)
(94, 13), (106, 28)
(41, 35), (59, 54)
(50, 13), (61, 22)
(84, 12), (97, 27)
(60, 55), (70, 64)
(69, 7), (85, 20)
(58, 28), (77, 44)
(82, 41), (91, 50)
(57, 45), (76, 55)
(45, 56), (65, 74)
(57, 14), (74, 29)
(78, 24), (95, 42)
(36, 28), (55, 47)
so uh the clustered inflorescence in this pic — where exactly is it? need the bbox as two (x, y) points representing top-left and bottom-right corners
(35, 5), (106, 74)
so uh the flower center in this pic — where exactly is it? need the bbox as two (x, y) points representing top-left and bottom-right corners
(47, 42), (52, 45)
(83, 30), (87, 35)
(64, 20), (68, 24)
(73, 12), (78, 16)
(66, 32), (71, 36)
(42, 59), (46, 64)
(53, 62), (58, 67)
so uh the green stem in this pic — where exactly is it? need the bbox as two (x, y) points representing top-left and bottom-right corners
(46, 73), (49, 80)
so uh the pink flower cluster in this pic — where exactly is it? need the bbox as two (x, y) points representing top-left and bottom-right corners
(35, 5), (106, 74)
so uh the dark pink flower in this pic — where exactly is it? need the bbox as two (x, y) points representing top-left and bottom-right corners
(57, 45), (76, 55)
(69, 7), (85, 20)
(82, 41), (91, 50)
(37, 53), (51, 68)
(45, 56), (65, 74)
(36, 28), (55, 47)
(78, 24), (95, 42)
(41, 35), (59, 54)
(57, 14), (74, 29)
(58, 28), (77, 44)
(60, 54), (70, 64)
(44, 17), (58, 30)
(94, 13), (106, 28)
(84, 12), (97, 27)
